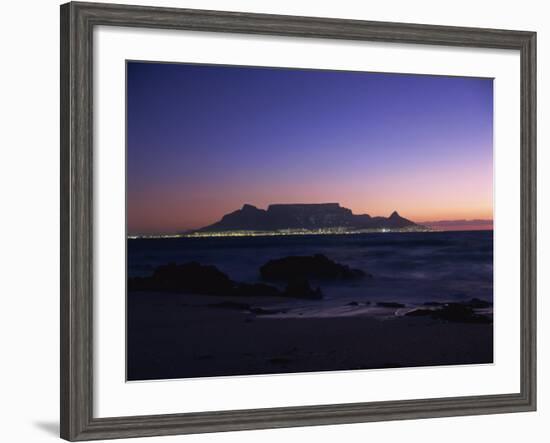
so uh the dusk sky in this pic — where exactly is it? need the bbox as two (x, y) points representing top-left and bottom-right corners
(127, 61), (493, 234)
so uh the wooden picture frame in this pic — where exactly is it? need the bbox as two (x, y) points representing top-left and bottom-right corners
(60, 1), (536, 440)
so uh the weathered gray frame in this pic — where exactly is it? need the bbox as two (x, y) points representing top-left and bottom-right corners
(60, 1), (536, 441)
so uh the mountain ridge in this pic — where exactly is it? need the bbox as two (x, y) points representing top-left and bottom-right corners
(195, 203), (418, 233)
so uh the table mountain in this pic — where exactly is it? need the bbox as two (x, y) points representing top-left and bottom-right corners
(195, 203), (417, 232)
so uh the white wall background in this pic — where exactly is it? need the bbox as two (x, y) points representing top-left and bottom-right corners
(0, 0), (547, 442)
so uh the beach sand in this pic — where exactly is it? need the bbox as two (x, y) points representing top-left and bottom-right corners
(127, 291), (493, 381)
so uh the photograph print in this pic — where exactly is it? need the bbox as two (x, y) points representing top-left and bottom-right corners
(126, 61), (494, 381)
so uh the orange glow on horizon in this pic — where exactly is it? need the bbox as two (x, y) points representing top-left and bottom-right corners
(127, 196), (493, 234)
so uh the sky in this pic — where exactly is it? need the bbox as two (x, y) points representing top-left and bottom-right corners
(127, 61), (493, 234)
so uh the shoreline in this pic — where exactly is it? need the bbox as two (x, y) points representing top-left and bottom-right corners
(127, 230), (493, 381)
(127, 291), (493, 381)
(127, 228), (493, 240)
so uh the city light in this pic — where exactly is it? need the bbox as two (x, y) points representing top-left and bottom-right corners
(128, 225), (431, 240)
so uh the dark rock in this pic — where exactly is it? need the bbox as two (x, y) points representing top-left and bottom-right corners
(128, 262), (233, 295)
(464, 298), (492, 309)
(423, 301), (444, 306)
(406, 303), (492, 324)
(434, 304), (492, 323)
(347, 301), (359, 306)
(129, 263), (282, 298)
(260, 254), (366, 281)
(128, 261), (324, 300)
(284, 278), (322, 299)
(377, 302), (405, 308)
(405, 308), (434, 317)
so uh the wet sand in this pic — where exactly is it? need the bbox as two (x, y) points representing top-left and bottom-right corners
(127, 291), (493, 381)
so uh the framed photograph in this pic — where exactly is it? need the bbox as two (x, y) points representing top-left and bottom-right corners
(60, 1), (536, 440)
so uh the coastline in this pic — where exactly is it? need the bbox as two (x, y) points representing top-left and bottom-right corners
(127, 291), (493, 381)
(127, 227), (492, 240)
(127, 230), (493, 380)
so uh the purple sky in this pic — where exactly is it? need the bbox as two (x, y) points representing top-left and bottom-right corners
(127, 61), (493, 234)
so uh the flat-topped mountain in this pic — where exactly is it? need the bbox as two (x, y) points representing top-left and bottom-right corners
(195, 203), (417, 233)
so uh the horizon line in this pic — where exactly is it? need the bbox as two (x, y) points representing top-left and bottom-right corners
(128, 202), (493, 236)
(128, 220), (494, 237)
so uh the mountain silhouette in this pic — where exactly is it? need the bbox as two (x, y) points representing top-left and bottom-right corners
(196, 203), (416, 232)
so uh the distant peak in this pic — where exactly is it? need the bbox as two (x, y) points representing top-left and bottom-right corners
(268, 203), (340, 209)
(195, 203), (417, 233)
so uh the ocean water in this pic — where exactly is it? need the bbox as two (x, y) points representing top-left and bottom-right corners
(127, 230), (493, 318)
